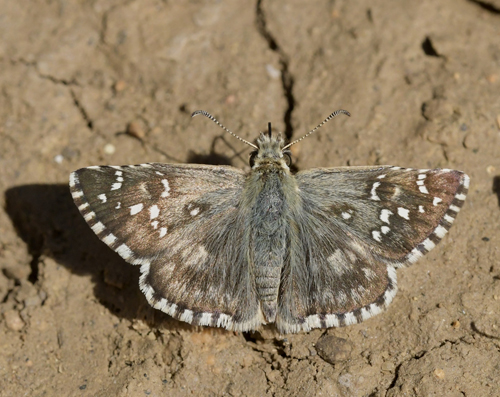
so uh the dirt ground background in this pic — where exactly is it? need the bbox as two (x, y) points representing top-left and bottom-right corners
(1, 0), (499, 396)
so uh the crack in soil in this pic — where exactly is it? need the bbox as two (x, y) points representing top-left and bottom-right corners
(467, 0), (500, 14)
(27, 61), (98, 136)
(70, 90), (94, 131)
(255, 0), (296, 141)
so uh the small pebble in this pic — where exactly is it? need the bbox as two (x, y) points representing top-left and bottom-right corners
(114, 80), (127, 92)
(3, 310), (25, 331)
(225, 94), (236, 105)
(315, 335), (352, 364)
(381, 361), (395, 371)
(103, 143), (115, 155)
(266, 64), (281, 79)
(434, 368), (445, 379)
(54, 154), (64, 164)
(486, 74), (498, 83)
(451, 320), (460, 329)
(127, 121), (146, 139)
(3, 265), (30, 281)
(24, 295), (41, 307)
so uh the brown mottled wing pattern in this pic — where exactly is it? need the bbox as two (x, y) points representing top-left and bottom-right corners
(276, 166), (468, 333)
(70, 163), (262, 331)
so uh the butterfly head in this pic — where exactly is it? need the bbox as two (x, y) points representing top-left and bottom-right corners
(192, 109), (351, 172)
(249, 126), (292, 171)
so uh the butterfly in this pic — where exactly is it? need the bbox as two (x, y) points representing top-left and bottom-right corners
(70, 109), (469, 333)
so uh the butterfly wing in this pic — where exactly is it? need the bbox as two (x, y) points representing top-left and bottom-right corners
(70, 163), (262, 331)
(276, 166), (469, 333)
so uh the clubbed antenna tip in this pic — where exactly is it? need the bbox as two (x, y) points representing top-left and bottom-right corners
(282, 109), (350, 150)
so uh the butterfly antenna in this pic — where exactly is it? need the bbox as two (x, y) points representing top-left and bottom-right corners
(192, 110), (258, 149)
(282, 109), (351, 150)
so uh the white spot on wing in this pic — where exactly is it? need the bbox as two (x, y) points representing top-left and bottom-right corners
(327, 250), (352, 275)
(199, 312), (213, 326)
(111, 183), (122, 190)
(455, 193), (466, 201)
(103, 233), (117, 245)
(149, 205), (160, 219)
(381, 226), (390, 234)
(361, 267), (377, 280)
(380, 209), (393, 224)
(434, 225), (447, 238)
(433, 197), (442, 206)
(161, 179), (170, 197)
(324, 315), (340, 328)
(408, 248), (423, 264)
(419, 185), (429, 194)
(341, 212), (351, 220)
(397, 207), (410, 220)
(369, 303), (383, 316)
(84, 211), (96, 221)
(180, 309), (194, 323)
(69, 172), (79, 187)
(360, 307), (372, 321)
(306, 315), (321, 329)
(344, 312), (357, 325)
(372, 230), (382, 242)
(115, 202), (121, 209)
(337, 291), (348, 305)
(151, 221), (159, 229)
(423, 238), (436, 251)
(370, 182), (381, 201)
(377, 174), (386, 179)
(130, 203), (144, 215)
(190, 208), (200, 216)
(463, 175), (470, 188)
(98, 194), (107, 203)
(159, 227), (167, 238)
(419, 205), (425, 213)
(444, 214), (454, 224)
(116, 244), (133, 260)
(91, 222), (105, 234)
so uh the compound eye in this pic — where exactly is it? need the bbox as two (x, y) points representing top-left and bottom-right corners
(249, 151), (258, 167)
(283, 150), (292, 167)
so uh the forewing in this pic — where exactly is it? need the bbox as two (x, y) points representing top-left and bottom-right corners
(70, 163), (261, 331)
(277, 165), (469, 333)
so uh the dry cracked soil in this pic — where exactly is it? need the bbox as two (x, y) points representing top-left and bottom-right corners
(1, 0), (500, 396)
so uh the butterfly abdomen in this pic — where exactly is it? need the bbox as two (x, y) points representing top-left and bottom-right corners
(250, 172), (289, 323)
